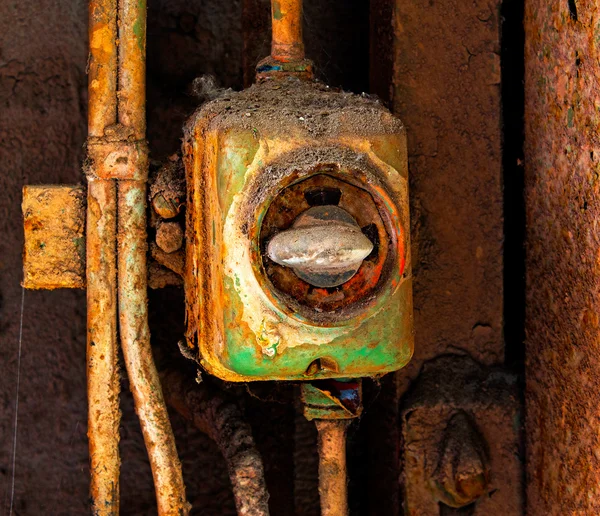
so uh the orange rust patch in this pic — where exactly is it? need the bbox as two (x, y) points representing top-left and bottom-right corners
(22, 185), (86, 289)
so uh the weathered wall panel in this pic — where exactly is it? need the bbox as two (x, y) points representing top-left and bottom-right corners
(525, 1), (600, 513)
(393, 0), (504, 384)
(393, 1), (506, 510)
(392, 0), (504, 387)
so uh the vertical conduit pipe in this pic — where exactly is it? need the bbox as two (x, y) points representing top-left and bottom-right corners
(270, 0), (305, 62)
(316, 420), (350, 516)
(116, 0), (189, 513)
(87, 0), (121, 513)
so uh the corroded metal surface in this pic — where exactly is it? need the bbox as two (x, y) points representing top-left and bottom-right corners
(525, 1), (600, 513)
(86, 124), (149, 181)
(183, 79), (413, 381)
(392, 0), (504, 389)
(256, 0), (313, 80)
(432, 411), (490, 508)
(86, 180), (120, 515)
(88, 0), (118, 138)
(161, 369), (270, 516)
(401, 357), (521, 515)
(87, 0), (121, 511)
(117, 183), (189, 515)
(301, 380), (362, 420)
(315, 420), (349, 516)
(260, 173), (392, 313)
(156, 221), (184, 253)
(22, 185), (86, 290)
(116, 0), (189, 512)
(270, 0), (304, 62)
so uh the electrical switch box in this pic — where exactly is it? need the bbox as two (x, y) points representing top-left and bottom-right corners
(182, 78), (413, 381)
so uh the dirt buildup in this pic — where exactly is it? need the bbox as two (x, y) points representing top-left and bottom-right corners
(185, 78), (404, 141)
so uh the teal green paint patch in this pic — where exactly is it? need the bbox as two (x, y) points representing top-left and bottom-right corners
(221, 276), (413, 379)
(133, 0), (147, 53)
(217, 130), (259, 213)
(273, 1), (283, 20)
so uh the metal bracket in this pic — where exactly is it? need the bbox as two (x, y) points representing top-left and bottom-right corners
(22, 185), (86, 289)
(401, 356), (523, 515)
(301, 379), (362, 420)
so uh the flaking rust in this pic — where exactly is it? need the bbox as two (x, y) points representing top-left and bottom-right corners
(23, 185), (86, 289)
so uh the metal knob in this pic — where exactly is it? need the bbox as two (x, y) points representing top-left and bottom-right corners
(266, 205), (374, 288)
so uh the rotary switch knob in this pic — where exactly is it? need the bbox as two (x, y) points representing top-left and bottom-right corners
(266, 205), (374, 288)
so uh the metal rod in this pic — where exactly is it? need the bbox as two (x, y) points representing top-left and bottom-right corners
(271, 0), (305, 62)
(116, 0), (189, 513)
(87, 0), (120, 512)
(315, 420), (350, 516)
(161, 369), (271, 516)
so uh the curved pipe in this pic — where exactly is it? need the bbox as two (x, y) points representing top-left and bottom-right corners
(116, 0), (189, 513)
(161, 369), (270, 516)
(87, 0), (120, 512)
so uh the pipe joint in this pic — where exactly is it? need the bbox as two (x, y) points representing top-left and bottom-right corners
(86, 123), (148, 181)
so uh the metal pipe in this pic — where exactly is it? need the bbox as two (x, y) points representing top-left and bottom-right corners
(271, 0), (305, 62)
(116, 0), (189, 513)
(525, 0), (600, 513)
(87, 0), (120, 512)
(161, 369), (270, 516)
(315, 420), (350, 516)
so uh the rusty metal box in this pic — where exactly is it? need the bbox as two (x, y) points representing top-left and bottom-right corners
(182, 79), (413, 381)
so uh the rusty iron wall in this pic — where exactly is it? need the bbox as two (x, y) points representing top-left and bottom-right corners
(392, 0), (510, 511)
(525, 0), (600, 514)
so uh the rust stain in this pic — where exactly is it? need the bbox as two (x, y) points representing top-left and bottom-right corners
(87, 0), (121, 512)
(182, 78), (412, 382)
(117, 182), (190, 515)
(22, 185), (86, 290)
(86, 180), (120, 516)
(525, 0), (600, 513)
(88, 0), (118, 138)
(402, 357), (522, 515)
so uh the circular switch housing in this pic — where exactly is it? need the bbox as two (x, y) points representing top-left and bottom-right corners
(259, 170), (398, 317)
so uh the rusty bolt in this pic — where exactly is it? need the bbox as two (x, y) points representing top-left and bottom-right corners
(152, 193), (182, 219)
(432, 411), (490, 508)
(156, 221), (184, 254)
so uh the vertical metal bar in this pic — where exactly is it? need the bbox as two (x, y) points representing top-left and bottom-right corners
(270, 0), (304, 62)
(116, 0), (189, 513)
(87, 0), (120, 513)
(525, 0), (600, 513)
(316, 420), (349, 516)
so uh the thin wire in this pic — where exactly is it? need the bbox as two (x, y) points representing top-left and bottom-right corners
(9, 287), (25, 516)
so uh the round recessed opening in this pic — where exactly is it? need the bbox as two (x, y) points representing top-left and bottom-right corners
(259, 171), (395, 317)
